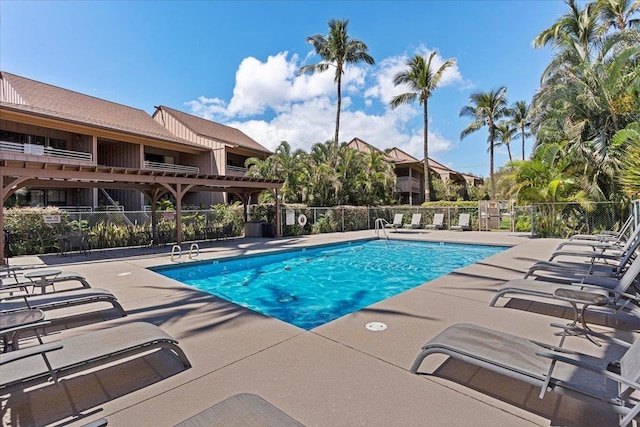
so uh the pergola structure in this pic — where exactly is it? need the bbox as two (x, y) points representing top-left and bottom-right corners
(0, 160), (283, 264)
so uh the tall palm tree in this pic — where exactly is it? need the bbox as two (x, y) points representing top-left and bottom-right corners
(299, 19), (375, 143)
(460, 87), (509, 200)
(509, 100), (532, 160)
(494, 121), (516, 163)
(389, 52), (456, 202)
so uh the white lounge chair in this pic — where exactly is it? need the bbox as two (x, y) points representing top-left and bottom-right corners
(549, 225), (640, 262)
(384, 214), (404, 230)
(403, 214), (422, 229)
(410, 323), (640, 427)
(424, 213), (444, 230)
(450, 213), (471, 231)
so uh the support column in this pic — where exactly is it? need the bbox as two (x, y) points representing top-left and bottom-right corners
(275, 189), (281, 237)
(0, 171), (5, 264)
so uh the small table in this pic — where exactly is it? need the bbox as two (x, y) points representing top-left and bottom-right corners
(0, 309), (46, 351)
(24, 269), (62, 294)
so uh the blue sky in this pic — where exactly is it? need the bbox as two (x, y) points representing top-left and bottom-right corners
(1, 0), (572, 177)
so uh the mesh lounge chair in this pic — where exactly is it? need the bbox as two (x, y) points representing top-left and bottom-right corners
(384, 214), (404, 230)
(0, 322), (191, 391)
(548, 225), (640, 262)
(450, 213), (471, 231)
(424, 213), (444, 230)
(525, 234), (640, 282)
(489, 255), (640, 325)
(1, 270), (91, 294)
(403, 214), (422, 229)
(174, 393), (304, 427)
(410, 323), (640, 427)
(0, 288), (127, 318)
(568, 215), (633, 242)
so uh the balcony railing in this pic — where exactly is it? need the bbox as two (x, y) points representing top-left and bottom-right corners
(0, 141), (93, 161)
(226, 165), (248, 175)
(396, 176), (421, 193)
(143, 160), (200, 174)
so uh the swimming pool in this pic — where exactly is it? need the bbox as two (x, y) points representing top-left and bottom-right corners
(153, 240), (507, 330)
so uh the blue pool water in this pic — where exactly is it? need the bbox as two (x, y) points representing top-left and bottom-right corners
(153, 240), (507, 330)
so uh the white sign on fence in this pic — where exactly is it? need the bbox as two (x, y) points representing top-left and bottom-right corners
(285, 209), (295, 225)
(44, 214), (61, 224)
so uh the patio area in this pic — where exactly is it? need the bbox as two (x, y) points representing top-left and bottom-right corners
(3, 230), (639, 426)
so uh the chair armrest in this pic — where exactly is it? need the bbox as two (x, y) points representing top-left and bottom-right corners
(553, 288), (608, 306)
(0, 320), (50, 336)
(0, 342), (63, 365)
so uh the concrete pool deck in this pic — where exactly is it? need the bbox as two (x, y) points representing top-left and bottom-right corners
(3, 230), (639, 426)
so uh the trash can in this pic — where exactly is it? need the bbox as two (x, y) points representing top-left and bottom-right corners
(262, 222), (276, 238)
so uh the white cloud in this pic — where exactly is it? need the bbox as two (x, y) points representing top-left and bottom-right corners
(186, 47), (460, 163)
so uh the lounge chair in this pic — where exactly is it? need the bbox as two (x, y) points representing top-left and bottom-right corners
(424, 213), (444, 230)
(0, 321), (190, 391)
(554, 221), (638, 251)
(0, 288), (127, 317)
(1, 267), (91, 293)
(525, 233), (640, 282)
(548, 225), (640, 262)
(384, 214), (404, 230)
(568, 215), (633, 242)
(450, 213), (471, 231)
(489, 255), (640, 326)
(403, 214), (422, 229)
(174, 393), (304, 427)
(410, 323), (640, 427)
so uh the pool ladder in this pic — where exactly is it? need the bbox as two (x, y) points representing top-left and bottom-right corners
(374, 218), (389, 240)
(170, 243), (200, 262)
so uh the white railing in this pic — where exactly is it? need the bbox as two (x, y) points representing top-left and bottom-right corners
(143, 161), (199, 174)
(0, 141), (93, 161)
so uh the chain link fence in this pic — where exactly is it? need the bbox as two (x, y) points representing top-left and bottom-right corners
(3, 201), (637, 256)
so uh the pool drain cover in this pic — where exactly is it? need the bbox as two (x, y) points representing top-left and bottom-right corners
(365, 322), (387, 332)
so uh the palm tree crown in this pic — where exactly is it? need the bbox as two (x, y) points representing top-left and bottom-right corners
(459, 87), (509, 201)
(299, 19), (375, 143)
(389, 52), (456, 202)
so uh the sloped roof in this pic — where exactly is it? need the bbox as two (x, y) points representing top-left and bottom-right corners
(0, 71), (201, 148)
(156, 105), (271, 154)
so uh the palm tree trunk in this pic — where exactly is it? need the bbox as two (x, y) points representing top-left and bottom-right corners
(335, 71), (342, 143)
(507, 143), (513, 162)
(489, 124), (496, 200)
(521, 124), (526, 160)
(423, 101), (431, 202)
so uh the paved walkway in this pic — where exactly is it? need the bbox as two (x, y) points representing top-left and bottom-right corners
(3, 230), (638, 426)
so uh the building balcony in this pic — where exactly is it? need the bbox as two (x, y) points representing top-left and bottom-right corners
(396, 176), (421, 193)
(0, 141), (93, 162)
(143, 161), (200, 174)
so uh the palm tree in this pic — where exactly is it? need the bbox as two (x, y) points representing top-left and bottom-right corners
(509, 100), (532, 160)
(460, 87), (509, 200)
(299, 19), (375, 143)
(389, 52), (456, 202)
(494, 121), (516, 163)
(597, 0), (640, 30)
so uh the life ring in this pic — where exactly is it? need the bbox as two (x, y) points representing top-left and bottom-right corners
(297, 214), (307, 226)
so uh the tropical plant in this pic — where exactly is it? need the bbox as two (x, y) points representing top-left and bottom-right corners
(617, 123), (640, 196)
(389, 52), (456, 202)
(299, 19), (375, 143)
(459, 86), (509, 200)
(246, 141), (309, 203)
(531, 0), (640, 201)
